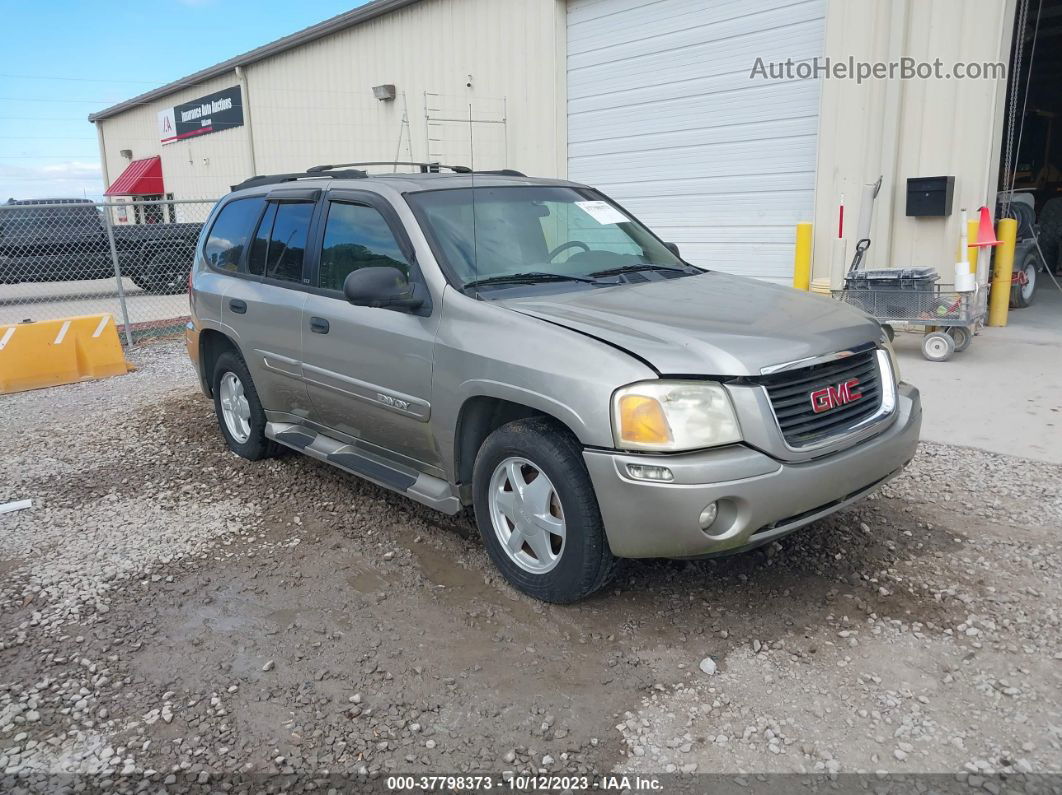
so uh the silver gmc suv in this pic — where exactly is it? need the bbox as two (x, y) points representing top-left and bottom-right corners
(186, 164), (921, 603)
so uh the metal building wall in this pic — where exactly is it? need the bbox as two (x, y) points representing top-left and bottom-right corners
(96, 72), (255, 201)
(811, 0), (1016, 289)
(244, 0), (566, 178)
(95, 0), (567, 201)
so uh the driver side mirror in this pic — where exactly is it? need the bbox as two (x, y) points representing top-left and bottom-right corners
(664, 242), (681, 258)
(343, 266), (424, 312)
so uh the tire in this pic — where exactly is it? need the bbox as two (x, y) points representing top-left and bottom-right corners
(472, 417), (616, 603)
(211, 351), (281, 460)
(132, 249), (189, 295)
(1009, 248), (1039, 309)
(921, 331), (955, 362)
(1038, 197), (1062, 273)
(880, 323), (895, 342)
(947, 326), (972, 352)
(998, 198), (1036, 240)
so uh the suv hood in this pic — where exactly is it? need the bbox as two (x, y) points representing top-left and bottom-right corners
(500, 271), (880, 376)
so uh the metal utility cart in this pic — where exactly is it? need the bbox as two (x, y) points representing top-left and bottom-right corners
(839, 268), (988, 362)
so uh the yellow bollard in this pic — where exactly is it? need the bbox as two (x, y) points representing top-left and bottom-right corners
(988, 218), (1017, 327)
(792, 222), (813, 291)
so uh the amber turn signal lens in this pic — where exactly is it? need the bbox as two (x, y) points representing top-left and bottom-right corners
(617, 394), (672, 446)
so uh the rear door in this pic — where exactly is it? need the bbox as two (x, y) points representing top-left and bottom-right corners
(300, 190), (441, 472)
(217, 189), (320, 417)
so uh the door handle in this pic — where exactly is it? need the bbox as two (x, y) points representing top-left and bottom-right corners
(309, 316), (330, 334)
(228, 298), (247, 314)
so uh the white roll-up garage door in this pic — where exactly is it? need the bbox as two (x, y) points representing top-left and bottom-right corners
(567, 0), (826, 282)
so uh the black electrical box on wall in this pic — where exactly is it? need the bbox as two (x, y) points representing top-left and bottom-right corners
(906, 176), (955, 217)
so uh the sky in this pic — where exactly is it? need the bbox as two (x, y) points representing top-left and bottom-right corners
(0, 0), (365, 201)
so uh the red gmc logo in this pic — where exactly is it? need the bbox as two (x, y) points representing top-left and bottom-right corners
(809, 378), (862, 414)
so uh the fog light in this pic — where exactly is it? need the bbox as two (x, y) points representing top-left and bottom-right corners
(626, 463), (674, 482)
(699, 502), (718, 530)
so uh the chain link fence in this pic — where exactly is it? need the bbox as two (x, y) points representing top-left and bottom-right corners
(0, 198), (217, 345)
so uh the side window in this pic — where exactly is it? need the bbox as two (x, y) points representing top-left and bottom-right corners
(318, 202), (411, 292)
(247, 203), (277, 277)
(264, 202), (314, 283)
(203, 197), (265, 273)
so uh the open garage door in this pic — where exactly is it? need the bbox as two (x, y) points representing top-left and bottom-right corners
(566, 0), (826, 282)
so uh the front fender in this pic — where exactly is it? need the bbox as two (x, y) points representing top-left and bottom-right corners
(452, 378), (590, 442)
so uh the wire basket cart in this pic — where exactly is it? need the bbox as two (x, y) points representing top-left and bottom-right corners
(840, 283), (988, 362)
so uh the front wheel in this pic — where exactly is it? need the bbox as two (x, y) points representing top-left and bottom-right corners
(472, 417), (615, 603)
(921, 331), (956, 362)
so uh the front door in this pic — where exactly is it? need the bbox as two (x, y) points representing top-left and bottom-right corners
(300, 192), (441, 471)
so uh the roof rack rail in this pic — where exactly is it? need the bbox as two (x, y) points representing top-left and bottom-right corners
(306, 161), (472, 174)
(473, 169), (526, 177)
(230, 169), (367, 191)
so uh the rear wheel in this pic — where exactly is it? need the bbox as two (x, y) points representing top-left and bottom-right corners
(211, 351), (280, 460)
(947, 326), (972, 352)
(472, 417), (615, 603)
(1009, 249), (1039, 309)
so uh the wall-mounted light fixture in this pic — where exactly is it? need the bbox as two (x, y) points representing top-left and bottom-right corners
(372, 84), (397, 101)
(119, 149), (133, 160)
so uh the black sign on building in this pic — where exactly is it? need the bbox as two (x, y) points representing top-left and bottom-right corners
(158, 85), (244, 145)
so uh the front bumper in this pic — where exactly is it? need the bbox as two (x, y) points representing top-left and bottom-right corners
(583, 383), (921, 558)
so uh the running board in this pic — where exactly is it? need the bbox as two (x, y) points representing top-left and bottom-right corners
(265, 422), (462, 515)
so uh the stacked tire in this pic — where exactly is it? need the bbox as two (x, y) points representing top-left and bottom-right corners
(1038, 197), (1062, 271)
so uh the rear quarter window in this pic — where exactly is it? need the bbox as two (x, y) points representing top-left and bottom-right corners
(204, 197), (266, 273)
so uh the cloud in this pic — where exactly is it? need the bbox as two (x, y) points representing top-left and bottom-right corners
(0, 160), (104, 201)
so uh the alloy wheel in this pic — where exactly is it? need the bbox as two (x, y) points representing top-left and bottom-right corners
(219, 371), (251, 443)
(487, 457), (566, 574)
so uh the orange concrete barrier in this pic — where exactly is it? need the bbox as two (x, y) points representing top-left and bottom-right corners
(0, 314), (132, 394)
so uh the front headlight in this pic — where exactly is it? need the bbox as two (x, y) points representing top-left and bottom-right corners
(612, 380), (742, 452)
(880, 331), (901, 382)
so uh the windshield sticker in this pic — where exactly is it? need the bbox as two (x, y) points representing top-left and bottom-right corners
(575, 201), (630, 225)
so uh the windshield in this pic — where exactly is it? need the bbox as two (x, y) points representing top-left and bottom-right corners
(407, 185), (694, 293)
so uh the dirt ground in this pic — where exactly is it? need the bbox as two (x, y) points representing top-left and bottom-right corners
(1, 340), (1060, 792)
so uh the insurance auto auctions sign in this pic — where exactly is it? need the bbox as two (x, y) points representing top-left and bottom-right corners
(157, 85), (243, 145)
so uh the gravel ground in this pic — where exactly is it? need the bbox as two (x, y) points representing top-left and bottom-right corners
(1, 340), (1060, 792)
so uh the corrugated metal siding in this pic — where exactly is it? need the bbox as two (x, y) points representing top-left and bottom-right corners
(811, 0), (1015, 288)
(97, 72), (254, 201)
(566, 0), (826, 282)
(96, 0), (565, 201)
(245, 0), (563, 178)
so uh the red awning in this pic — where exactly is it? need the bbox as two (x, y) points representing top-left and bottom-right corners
(104, 156), (164, 196)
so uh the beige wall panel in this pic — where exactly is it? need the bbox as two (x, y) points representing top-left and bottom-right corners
(813, 0), (1016, 288)
(243, 0), (564, 178)
(97, 0), (566, 201)
(97, 72), (253, 200)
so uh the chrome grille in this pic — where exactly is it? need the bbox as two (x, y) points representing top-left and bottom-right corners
(760, 349), (883, 447)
